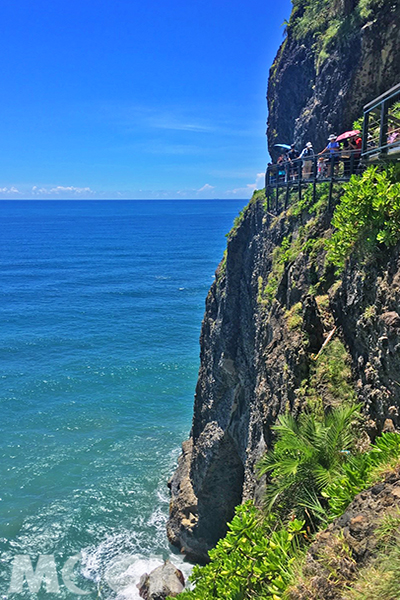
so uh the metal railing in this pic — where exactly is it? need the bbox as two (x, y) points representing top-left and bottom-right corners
(265, 83), (400, 215)
(362, 82), (400, 161)
(264, 149), (364, 214)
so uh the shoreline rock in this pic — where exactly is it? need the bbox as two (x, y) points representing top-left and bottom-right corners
(137, 560), (185, 600)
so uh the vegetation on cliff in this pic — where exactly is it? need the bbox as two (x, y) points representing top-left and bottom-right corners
(171, 420), (400, 600)
(326, 165), (400, 269)
(170, 159), (400, 598)
(286, 0), (388, 69)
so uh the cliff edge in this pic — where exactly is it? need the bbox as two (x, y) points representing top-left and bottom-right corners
(167, 0), (400, 563)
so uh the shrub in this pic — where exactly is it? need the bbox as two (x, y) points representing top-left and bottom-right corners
(286, 302), (303, 330)
(257, 404), (361, 528)
(326, 166), (400, 270)
(173, 502), (305, 600)
(324, 432), (400, 518)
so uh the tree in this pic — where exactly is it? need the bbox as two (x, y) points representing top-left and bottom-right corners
(257, 404), (360, 528)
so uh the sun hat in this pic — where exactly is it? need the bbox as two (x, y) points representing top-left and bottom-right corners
(328, 134), (337, 141)
(306, 142), (313, 148)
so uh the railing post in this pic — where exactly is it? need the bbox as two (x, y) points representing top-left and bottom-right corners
(312, 155), (317, 204)
(298, 159), (302, 205)
(265, 169), (270, 212)
(362, 110), (369, 156)
(379, 100), (389, 155)
(328, 155), (334, 210)
(349, 150), (354, 178)
(285, 179), (290, 211)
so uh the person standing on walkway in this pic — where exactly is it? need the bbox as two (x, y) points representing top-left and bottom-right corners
(349, 133), (362, 172)
(288, 144), (300, 180)
(320, 134), (340, 176)
(300, 142), (314, 179)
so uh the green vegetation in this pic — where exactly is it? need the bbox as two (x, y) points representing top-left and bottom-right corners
(346, 540), (400, 600)
(346, 508), (400, 600)
(363, 304), (376, 320)
(258, 215), (325, 306)
(276, 180), (337, 219)
(171, 407), (400, 600)
(303, 338), (356, 407)
(289, 182), (330, 217)
(261, 235), (299, 305)
(170, 103), (400, 599)
(285, 0), (386, 70)
(257, 404), (360, 529)
(286, 531), (356, 599)
(227, 189), (265, 240)
(326, 166), (400, 270)
(175, 503), (305, 600)
(324, 432), (400, 518)
(285, 302), (303, 330)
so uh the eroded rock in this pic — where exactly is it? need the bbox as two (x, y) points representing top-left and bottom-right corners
(137, 561), (185, 600)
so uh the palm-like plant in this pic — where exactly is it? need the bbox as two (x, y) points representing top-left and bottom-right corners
(257, 404), (360, 528)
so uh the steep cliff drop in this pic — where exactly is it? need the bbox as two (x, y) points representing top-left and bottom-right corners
(167, 0), (400, 563)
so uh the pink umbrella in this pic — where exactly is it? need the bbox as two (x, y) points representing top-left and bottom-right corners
(336, 130), (360, 142)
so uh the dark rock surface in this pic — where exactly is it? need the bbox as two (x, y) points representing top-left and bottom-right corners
(167, 196), (400, 562)
(267, 2), (400, 158)
(137, 561), (185, 600)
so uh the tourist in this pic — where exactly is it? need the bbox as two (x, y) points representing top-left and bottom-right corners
(288, 144), (300, 180)
(317, 156), (327, 179)
(341, 138), (351, 177)
(267, 162), (277, 185)
(299, 142), (314, 179)
(320, 134), (340, 176)
(349, 133), (362, 172)
(277, 153), (287, 182)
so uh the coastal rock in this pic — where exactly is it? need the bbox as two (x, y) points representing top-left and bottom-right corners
(137, 561), (185, 600)
(167, 1), (400, 563)
(167, 194), (400, 561)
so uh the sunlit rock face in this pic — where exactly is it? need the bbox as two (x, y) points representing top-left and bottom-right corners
(267, 1), (400, 159)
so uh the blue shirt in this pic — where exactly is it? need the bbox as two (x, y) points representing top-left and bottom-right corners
(327, 141), (340, 154)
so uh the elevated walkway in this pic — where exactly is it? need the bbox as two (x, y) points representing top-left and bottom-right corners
(265, 83), (400, 214)
(362, 82), (400, 162)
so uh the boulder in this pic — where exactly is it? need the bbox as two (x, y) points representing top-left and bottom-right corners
(137, 560), (185, 600)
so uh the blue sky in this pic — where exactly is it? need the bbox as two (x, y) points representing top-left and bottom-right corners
(0, 0), (292, 199)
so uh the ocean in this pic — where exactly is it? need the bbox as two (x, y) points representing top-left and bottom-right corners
(0, 199), (246, 598)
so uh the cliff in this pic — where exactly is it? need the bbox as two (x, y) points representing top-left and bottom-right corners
(167, 189), (400, 561)
(167, 0), (400, 563)
(267, 0), (400, 157)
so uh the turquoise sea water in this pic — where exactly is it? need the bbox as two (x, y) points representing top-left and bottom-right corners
(0, 199), (245, 598)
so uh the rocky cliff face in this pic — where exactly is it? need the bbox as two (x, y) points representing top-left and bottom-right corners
(167, 0), (400, 563)
(167, 192), (400, 561)
(267, 0), (400, 157)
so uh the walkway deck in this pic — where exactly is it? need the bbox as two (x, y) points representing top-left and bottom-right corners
(265, 83), (400, 214)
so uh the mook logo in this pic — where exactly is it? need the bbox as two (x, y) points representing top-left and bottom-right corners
(6, 553), (137, 595)
(8, 554), (90, 595)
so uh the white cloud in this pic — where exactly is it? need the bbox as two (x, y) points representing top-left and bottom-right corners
(31, 185), (95, 196)
(0, 186), (20, 195)
(49, 186), (94, 195)
(198, 183), (215, 193)
(225, 173), (265, 196)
